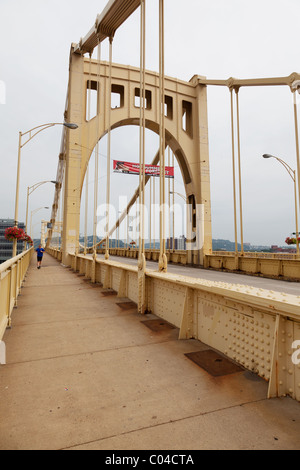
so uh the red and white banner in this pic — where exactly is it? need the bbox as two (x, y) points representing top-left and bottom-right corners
(113, 160), (174, 178)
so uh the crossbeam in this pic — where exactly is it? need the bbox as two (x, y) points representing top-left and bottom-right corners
(196, 72), (300, 90)
(74, 0), (141, 54)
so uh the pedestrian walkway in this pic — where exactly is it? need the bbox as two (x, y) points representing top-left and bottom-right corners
(0, 253), (299, 450)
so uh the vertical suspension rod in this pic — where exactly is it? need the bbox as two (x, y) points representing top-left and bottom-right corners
(93, 40), (102, 253)
(293, 90), (300, 226)
(139, 0), (146, 256)
(159, 0), (167, 271)
(168, 146), (171, 252)
(230, 88), (238, 255)
(105, 37), (113, 259)
(235, 88), (244, 255)
(85, 54), (92, 254)
(172, 150), (175, 251)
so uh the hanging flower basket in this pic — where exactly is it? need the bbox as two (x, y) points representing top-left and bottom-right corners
(23, 234), (34, 246)
(4, 227), (33, 245)
(5, 227), (26, 242)
(285, 236), (300, 246)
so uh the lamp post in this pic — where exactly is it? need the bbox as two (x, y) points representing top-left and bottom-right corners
(13, 122), (78, 257)
(30, 207), (49, 240)
(170, 191), (187, 202)
(262, 154), (299, 256)
(170, 191), (188, 251)
(25, 181), (58, 235)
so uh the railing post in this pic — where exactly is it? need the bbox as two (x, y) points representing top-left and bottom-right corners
(7, 267), (13, 328)
(0, 340), (6, 365)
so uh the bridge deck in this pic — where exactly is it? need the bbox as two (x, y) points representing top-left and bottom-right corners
(0, 254), (299, 450)
(94, 254), (300, 295)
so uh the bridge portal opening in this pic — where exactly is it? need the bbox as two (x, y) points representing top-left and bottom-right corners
(165, 95), (173, 120)
(86, 80), (99, 121)
(79, 125), (189, 252)
(134, 88), (152, 110)
(182, 100), (193, 137)
(111, 84), (125, 109)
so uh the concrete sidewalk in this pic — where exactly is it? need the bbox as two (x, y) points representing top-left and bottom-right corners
(0, 253), (299, 450)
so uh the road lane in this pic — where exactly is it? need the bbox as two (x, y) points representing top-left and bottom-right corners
(93, 254), (300, 296)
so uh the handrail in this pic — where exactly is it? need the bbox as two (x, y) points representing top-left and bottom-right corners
(211, 251), (297, 260)
(0, 248), (32, 274)
(0, 248), (33, 350)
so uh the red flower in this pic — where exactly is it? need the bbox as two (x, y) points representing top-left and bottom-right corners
(285, 236), (300, 245)
(5, 227), (31, 244)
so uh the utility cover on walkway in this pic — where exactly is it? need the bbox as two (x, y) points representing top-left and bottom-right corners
(185, 349), (244, 377)
(142, 319), (176, 333)
(101, 289), (117, 296)
(116, 301), (137, 311)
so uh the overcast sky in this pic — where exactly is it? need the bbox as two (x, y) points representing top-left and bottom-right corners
(1, 0), (300, 246)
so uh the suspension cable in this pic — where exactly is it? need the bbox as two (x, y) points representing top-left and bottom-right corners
(105, 37), (113, 259)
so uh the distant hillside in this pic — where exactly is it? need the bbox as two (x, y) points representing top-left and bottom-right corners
(212, 239), (271, 252)
(37, 236), (273, 252)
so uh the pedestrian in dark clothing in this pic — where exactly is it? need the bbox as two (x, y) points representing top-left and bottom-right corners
(36, 245), (45, 269)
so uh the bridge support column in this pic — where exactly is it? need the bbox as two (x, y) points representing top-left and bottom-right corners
(195, 82), (212, 265)
(62, 48), (84, 266)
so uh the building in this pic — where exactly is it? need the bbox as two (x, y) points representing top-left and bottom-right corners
(271, 245), (297, 254)
(0, 219), (25, 264)
(177, 235), (186, 250)
(167, 236), (186, 250)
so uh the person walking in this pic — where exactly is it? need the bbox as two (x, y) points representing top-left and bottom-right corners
(36, 245), (45, 269)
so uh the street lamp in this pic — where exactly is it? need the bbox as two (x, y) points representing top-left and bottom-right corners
(262, 154), (299, 256)
(26, 181), (59, 235)
(13, 122), (78, 257)
(169, 191), (187, 202)
(170, 191), (189, 250)
(170, 190), (198, 250)
(30, 207), (49, 240)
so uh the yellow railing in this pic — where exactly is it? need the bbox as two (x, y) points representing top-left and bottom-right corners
(83, 247), (188, 264)
(212, 251), (298, 260)
(206, 252), (300, 280)
(0, 248), (33, 343)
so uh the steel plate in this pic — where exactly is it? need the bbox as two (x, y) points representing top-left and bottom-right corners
(185, 349), (244, 377)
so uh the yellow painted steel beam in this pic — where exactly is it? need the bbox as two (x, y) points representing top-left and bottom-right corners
(195, 72), (300, 89)
(55, 54), (212, 267)
(74, 0), (141, 54)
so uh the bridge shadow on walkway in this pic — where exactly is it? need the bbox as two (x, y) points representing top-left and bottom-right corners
(0, 253), (300, 450)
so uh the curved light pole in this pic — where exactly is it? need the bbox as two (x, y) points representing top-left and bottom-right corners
(26, 181), (58, 235)
(262, 154), (299, 256)
(170, 191), (188, 250)
(30, 207), (50, 240)
(13, 122), (78, 257)
(170, 191), (187, 202)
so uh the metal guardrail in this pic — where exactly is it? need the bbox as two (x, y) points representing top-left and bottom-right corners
(0, 248), (33, 344)
(82, 247), (189, 264)
(212, 251), (298, 260)
(207, 252), (300, 281)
